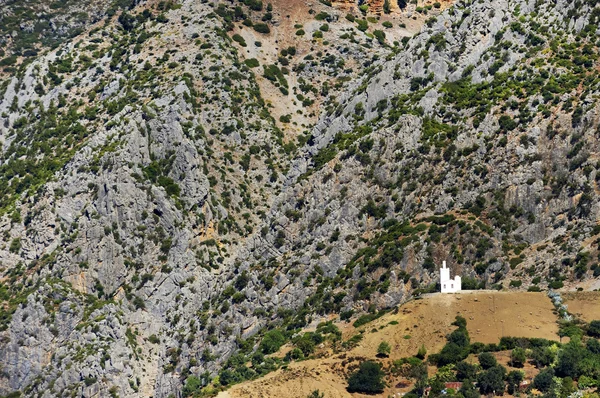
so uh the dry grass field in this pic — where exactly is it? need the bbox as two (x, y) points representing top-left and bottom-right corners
(562, 291), (600, 322)
(217, 291), (564, 398)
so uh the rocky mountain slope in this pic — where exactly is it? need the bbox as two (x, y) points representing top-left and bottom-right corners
(0, 0), (599, 396)
(0, 0), (133, 69)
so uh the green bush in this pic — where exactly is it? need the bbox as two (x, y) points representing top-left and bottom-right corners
(9, 239), (21, 253)
(373, 30), (386, 45)
(353, 311), (385, 327)
(509, 279), (522, 288)
(498, 115), (517, 131)
(183, 375), (202, 397)
(377, 341), (391, 357)
(510, 347), (526, 368)
(357, 20), (368, 32)
(232, 34), (247, 46)
(533, 367), (554, 392)
(347, 361), (386, 393)
(507, 370), (524, 395)
(260, 329), (286, 354)
(253, 23), (270, 34)
(477, 365), (506, 395)
(478, 352), (497, 369)
(588, 320), (600, 337)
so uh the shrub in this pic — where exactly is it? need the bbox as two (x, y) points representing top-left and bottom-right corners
(555, 340), (586, 378)
(383, 0), (391, 13)
(357, 19), (368, 32)
(478, 352), (497, 369)
(588, 320), (600, 337)
(295, 335), (316, 356)
(509, 280), (522, 288)
(232, 34), (247, 46)
(456, 361), (478, 381)
(417, 344), (427, 359)
(353, 311), (385, 327)
(377, 341), (391, 357)
(477, 365), (506, 395)
(9, 239), (21, 253)
(373, 30), (386, 45)
(183, 375), (202, 397)
(506, 370), (524, 394)
(498, 115), (517, 131)
(253, 23), (270, 34)
(533, 367), (554, 392)
(260, 329), (286, 354)
(510, 347), (526, 368)
(245, 58), (260, 68)
(347, 361), (386, 393)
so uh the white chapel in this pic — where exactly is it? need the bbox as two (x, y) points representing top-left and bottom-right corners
(440, 260), (461, 293)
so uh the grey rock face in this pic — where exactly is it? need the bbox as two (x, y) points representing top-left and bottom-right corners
(0, 0), (599, 396)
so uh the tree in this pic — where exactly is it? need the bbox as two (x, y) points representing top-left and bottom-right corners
(477, 365), (506, 395)
(556, 340), (586, 378)
(510, 347), (526, 368)
(182, 375), (203, 397)
(436, 342), (469, 366)
(377, 341), (391, 358)
(347, 361), (386, 393)
(459, 379), (481, 398)
(452, 316), (468, 328)
(430, 378), (445, 396)
(433, 316), (471, 366)
(533, 367), (554, 392)
(456, 361), (479, 381)
(506, 370), (524, 394)
(561, 377), (575, 397)
(588, 320), (600, 337)
(448, 328), (470, 347)
(295, 338), (315, 357)
(587, 338), (600, 354)
(260, 329), (286, 354)
(531, 346), (556, 368)
(118, 12), (135, 31)
(478, 352), (497, 370)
